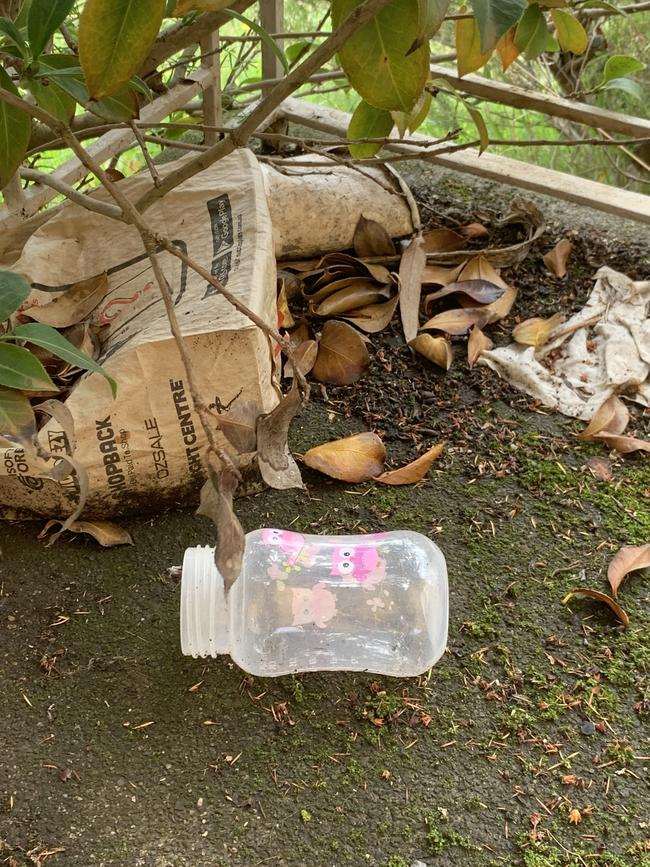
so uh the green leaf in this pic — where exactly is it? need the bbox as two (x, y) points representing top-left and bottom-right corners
(0, 66), (31, 191)
(285, 40), (312, 66)
(333, 0), (430, 113)
(465, 103), (489, 153)
(25, 76), (76, 121)
(456, 14), (493, 76)
(602, 54), (645, 82)
(470, 0), (526, 52)
(391, 90), (432, 135)
(0, 384), (36, 445)
(14, 0), (33, 30)
(226, 9), (289, 73)
(0, 269), (31, 323)
(0, 16), (29, 58)
(551, 9), (587, 54)
(601, 77), (644, 102)
(129, 74), (153, 100)
(577, 0), (624, 12)
(514, 4), (551, 60)
(10, 322), (117, 397)
(348, 100), (394, 157)
(39, 57), (138, 121)
(408, 0), (450, 54)
(27, 0), (75, 58)
(0, 342), (57, 392)
(79, 0), (165, 99)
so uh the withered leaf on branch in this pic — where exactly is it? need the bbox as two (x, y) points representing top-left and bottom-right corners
(256, 381), (304, 490)
(196, 461), (245, 593)
(398, 232), (426, 344)
(543, 238), (573, 278)
(218, 399), (261, 455)
(303, 432), (386, 483)
(512, 313), (565, 347)
(608, 544), (650, 599)
(409, 334), (452, 370)
(467, 326), (493, 369)
(38, 519), (134, 547)
(24, 273), (109, 328)
(562, 588), (629, 628)
(312, 320), (370, 385)
(375, 443), (444, 485)
(353, 215), (396, 258)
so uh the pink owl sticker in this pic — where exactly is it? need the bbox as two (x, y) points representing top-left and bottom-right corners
(262, 528), (317, 577)
(330, 544), (386, 588)
(291, 582), (337, 628)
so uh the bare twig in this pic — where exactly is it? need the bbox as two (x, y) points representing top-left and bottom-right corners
(129, 121), (162, 187)
(19, 167), (127, 221)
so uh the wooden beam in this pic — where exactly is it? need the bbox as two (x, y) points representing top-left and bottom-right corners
(260, 0), (284, 90)
(0, 66), (219, 231)
(200, 31), (222, 144)
(279, 97), (650, 225)
(430, 64), (650, 139)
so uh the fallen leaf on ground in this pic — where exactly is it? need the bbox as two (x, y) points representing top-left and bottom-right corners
(409, 334), (452, 369)
(24, 273), (109, 328)
(399, 232), (426, 344)
(458, 222), (489, 238)
(512, 313), (565, 347)
(312, 280), (391, 316)
(425, 279), (505, 308)
(285, 340), (318, 377)
(562, 588), (629, 628)
(483, 285), (518, 322)
(420, 307), (491, 335)
(312, 320), (370, 385)
(256, 382), (304, 489)
(468, 326), (493, 368)
(38, 519), (133, 547)
(422, 228), (466, 253)
(342, 296), (399, 333)
(592, 433), (650, 454)
(608, 544), (650, 598)
(303, 432), (386, 482)
(584, 456), (613, 482)
(353, 215), (396, 258)
(375, 443), (444, 485)
(544, 238), (573, 278)
(421, 263), (465, 286)
(218, 400), (260, 454)
(568, 808), (582, 825)
(277, 281), (294, 329)
(458, 255), (508, 289)
(579, 395), (629, 439)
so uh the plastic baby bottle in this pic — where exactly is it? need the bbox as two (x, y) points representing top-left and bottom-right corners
(180, 529), (448, 677)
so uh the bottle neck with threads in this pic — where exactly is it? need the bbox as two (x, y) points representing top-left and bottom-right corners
(180, 545), (230, 657)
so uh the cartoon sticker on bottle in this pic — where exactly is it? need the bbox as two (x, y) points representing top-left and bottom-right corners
(291, 582), (337, 629)
(331, 544), (386, 589)
(262, 528), (318, 580)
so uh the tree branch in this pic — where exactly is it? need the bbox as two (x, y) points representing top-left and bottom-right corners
(19, 168), (127, 221)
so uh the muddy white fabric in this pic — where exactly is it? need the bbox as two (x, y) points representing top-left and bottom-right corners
(479, 267), (650, 421)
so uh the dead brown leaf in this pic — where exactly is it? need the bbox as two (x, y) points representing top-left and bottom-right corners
(218, 399), (260, 454)
(543, 238), (573, 278)
(342, 295), (399, 334)
(467, 326), (493, 369)
(312, 320), (370, 385)
(584, 455), (613, 482)
(398, 232), (426, 344)
(562, 588), (629, 628)
(196, 459), (245, 592)
(422, 228), (466, 253)
(303, 431), (386, 482)
(375, 442), (444, 485)
(256, 382), (304, 489)
(421, 262), (465, 286)
(38, 519), (133, 546)
(568, 808), (582, 825)
(482, 285), (518, 323)
(420, 307), (491, 335)
(409, 334), (452, 369)
(579, 395), (629, 439)
(458, 222), (489, 238)
(458, 255), (508, 289)
(592, 433), (650, 454)
(512, 313), (565, 347)
(313, 280), (391, 316)
(353, 215), (396, 258)
(24, 273), (109, 328)
(285, 340), (319, 377)
(425, 279), (505, 309)
(607, 544), (650, 598)
(277, 281), (295, 329)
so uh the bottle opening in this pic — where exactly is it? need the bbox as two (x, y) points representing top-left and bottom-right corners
(180, 546), (230, 657)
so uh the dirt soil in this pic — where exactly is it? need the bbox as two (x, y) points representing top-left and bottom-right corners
(1, 167), (650, 867)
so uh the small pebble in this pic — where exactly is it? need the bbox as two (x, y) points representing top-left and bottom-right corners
(580, 720), (596, 736)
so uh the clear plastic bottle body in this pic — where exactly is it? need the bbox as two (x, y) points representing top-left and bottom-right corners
(181, 529), (448, 677)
